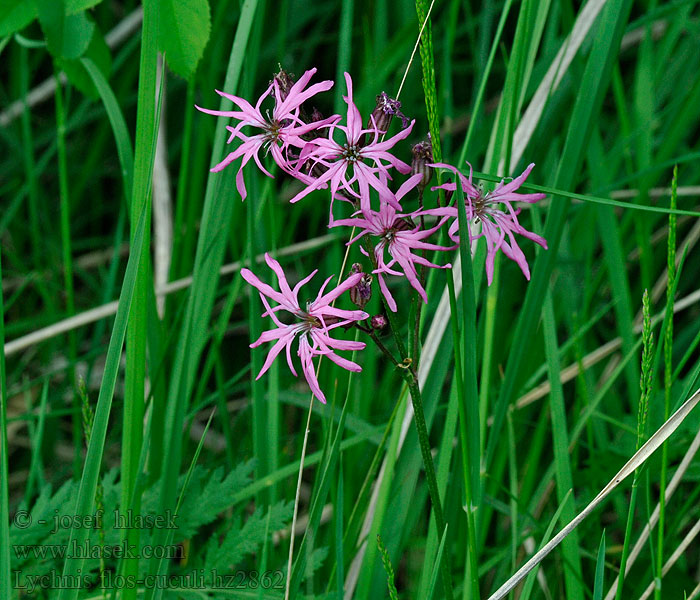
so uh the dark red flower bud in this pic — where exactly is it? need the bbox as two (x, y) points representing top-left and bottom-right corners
(349, 268), (373, 309)
(411, 136), (434, 192)
(368, 92), (410, 133)
(273, 67), (296, 103)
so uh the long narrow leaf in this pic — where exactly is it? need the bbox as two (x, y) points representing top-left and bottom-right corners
(593, 532), (607, 600)
(56, 203), (149, 600)
(80, 57), (134, 204)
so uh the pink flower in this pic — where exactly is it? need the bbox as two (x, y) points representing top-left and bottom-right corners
(430, 162), (548, 285)
(289, 72), (415, 215)
(195, 68), (337, 200)
(332, 174), (452, 312)
(241, 254), (369, 403)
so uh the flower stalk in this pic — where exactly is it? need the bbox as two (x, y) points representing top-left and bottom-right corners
(362, 231), (454, 600)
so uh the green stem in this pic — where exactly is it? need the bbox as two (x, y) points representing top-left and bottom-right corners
(364, 328), (401, 368)
(324, 369), (407, 595)
(20, 47), (44, 295)
(170, 78), (196, 284)
(362, 233), (453, 599)
(656, 165), (677, 599)
(54, 67), (79, 476)
(54, 71), (76, 362)
(401, 366), (453, 600)
(408, 295), (418, 363)
(379, 290), (409, 359)
(413, 189), (428, 365)
(445, 265), (480, 600)
(620, 289), (654, 599)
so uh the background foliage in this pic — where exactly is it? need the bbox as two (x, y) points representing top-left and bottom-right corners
(2, 0), (700, 598)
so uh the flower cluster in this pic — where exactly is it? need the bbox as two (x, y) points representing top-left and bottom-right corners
(197, 67), (548, 402)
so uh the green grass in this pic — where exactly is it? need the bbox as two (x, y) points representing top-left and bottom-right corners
(3, 1), (700, 599)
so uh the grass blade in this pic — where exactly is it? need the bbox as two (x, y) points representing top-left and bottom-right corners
(485, 0), (635, 474)
(542, 290), (584, 599)
(656, 165), (679, 598)
(121, 2), (159, 598)
(81, 57), (134, 204)
(426, 524), (449, 600)
(593, 532), (607, 600)
(487, 383), (700, 600)
(56, 202), (149, 600)
(519, 489), (574, 600)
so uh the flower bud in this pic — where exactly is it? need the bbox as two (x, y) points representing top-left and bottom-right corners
(349, 270), (373, 309)
(273, 67), (296, 103)
(371, 315), (387, 330)
(368, 92), (409, 133)
(411, 137), (434, 193)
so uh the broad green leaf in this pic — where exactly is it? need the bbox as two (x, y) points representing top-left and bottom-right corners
(60, 10), (94, 58)
(59, 23), (110, 97)
(35, 0), (94, 59)
(0, 1), (35, 36)
(157, 0), (211, 79)
(34, 0), (65, 57)
(1, 0), (101, 39)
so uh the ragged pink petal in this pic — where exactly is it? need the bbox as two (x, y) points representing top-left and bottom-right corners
(431, 161), (548, 286)
(242, 255), (368, 403)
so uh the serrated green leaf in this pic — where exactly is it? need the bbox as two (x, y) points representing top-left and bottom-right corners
(205, 501), (293, 571)
(0, 0), (102, 36)
(177, 461), (257, 537)
(157, 0), (211, 79)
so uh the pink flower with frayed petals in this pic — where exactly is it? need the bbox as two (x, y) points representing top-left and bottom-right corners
(333, 174), (452, 312)
(195, 68), (338, 200)
(290, 72), (415, 215)
(430, 162), (548, 285)
(241, 254), (368, 403)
